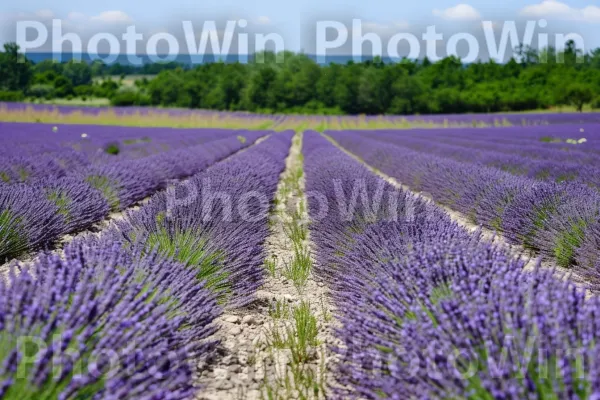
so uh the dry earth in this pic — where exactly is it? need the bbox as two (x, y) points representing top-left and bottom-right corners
(195, 132), (339, 399)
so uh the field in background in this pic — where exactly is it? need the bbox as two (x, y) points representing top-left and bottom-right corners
(25, 97), (112, 107)
(92, 74), (157, 87)
(2, 102), (600, 131)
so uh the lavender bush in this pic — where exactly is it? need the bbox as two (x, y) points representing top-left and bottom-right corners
(95, 131), (293, 306)
(0, 241), (220, 399)
(303, 131), (600, 399)
(0, 128), (267, 260)
(0, 185), (64, 261)
(328, 130), (600, 278)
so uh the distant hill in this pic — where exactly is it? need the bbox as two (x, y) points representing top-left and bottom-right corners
(24, 52), (405, 65)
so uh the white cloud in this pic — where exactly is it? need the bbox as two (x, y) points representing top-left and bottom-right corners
(35, 9), (54, 19)
(433, 4), (482, 21)
(7, 9), (133, 24)
(67, 12), (87, 20)
(583, 6), (600, 21)
(90, 11), (132, 24)
(256, 16), (270, 24)
(356, 21), (411, 35)
(362, 22), (386, 31)
(393, 21), (411, 30)
(520, 0), (600, 22)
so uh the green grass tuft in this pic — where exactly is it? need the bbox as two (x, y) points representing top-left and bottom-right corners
(0, 210), (28, 261)
(291, 301), (320, 363)
(284, 219), (307, 244)
(123, 137), (152, 145)
(104, 143), (120, 155)
(85, 175), (120, 211)
(554, 219), (587, 268)
(146, 227), (229, 295)
(46, 190), (72, 219)
(540, 136), (562, 143)
(269, 299), (291, 320)
(556, 173), (577, 183)
(264, 254), (278, 277)
(16, 167), (30, 182)
(283, 245), (312, 291)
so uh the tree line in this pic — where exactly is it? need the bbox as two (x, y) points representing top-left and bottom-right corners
(1, 41), (599, 114)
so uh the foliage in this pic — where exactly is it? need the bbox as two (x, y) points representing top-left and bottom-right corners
(1, 41), (599, 114)
(0, 43), (32, 91)
(564, 83), (594, 112)
(104, 142), (120, 155)
(0, 90), (25, 101)
(109, 87), (151, 106)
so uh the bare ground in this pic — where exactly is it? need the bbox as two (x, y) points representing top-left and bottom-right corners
(195, 132), (339, 399)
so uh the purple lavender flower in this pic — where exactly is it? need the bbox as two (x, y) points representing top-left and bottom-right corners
(303, 130), (600, 399)
(102, 132), (294, 307)
(0, 185), (64, 261)
(326, 130), (600, 275)
(0, 240), (220, 399)
(0, 125), (268, 260)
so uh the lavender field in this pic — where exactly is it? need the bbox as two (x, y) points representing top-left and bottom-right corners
(4, 102), (600, 130)
(1, 113), (600, 400)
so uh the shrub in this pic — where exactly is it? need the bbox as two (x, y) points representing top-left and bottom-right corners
(110, 89), (151, 106)
(27, 84), (54, 99)
(565, 83), (594, 112)
(104, 142), (120, 155)
(74, 84), (94, 97)
(0, 242), (220, 399)
(0, 90), (24, 101)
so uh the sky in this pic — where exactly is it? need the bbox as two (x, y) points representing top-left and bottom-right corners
(1, 0), (599, 61)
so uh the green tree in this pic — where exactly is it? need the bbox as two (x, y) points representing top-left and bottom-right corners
(245, 66), (278, 111)
(565, 83), (594, 112)
(0, 43), (32, 91)
(62, 60), (92, 86)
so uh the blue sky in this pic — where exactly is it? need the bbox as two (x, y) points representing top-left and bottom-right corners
(1, 0), (599, 60)
(2, 0), (598, 24)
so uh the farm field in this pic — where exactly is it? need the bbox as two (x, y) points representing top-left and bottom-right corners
(1, 114), (600, 399)
(3, 102), (600, 130)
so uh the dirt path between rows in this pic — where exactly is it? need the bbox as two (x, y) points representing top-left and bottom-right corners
(196, 132), (338, 399)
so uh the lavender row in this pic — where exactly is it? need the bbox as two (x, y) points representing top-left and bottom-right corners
(0, 223), (221, 398)
(394, 123), (600, 145)
(359, 130), (600, 187)
(0, 132), (292, 398)
(0, 131), (266, 262)
(87, 130), (293, 306)
(370, 124), (600, 159)
(368, 125), (600, 165)
(5, 102), (600, 126)
(303, 131), (600, 399)
(328, 130), (600, 282)
(0, 102), (269, 120)
(0, 123), (245, 184)
(400, 131), (600, 166)
(0, 123), (239, 158)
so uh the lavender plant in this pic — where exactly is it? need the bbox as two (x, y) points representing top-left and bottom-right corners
(0, 241), (220, 399)
(0, 128), (266, 260)
(327, 130), (600, 281)
(303, 131), (600, 399)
